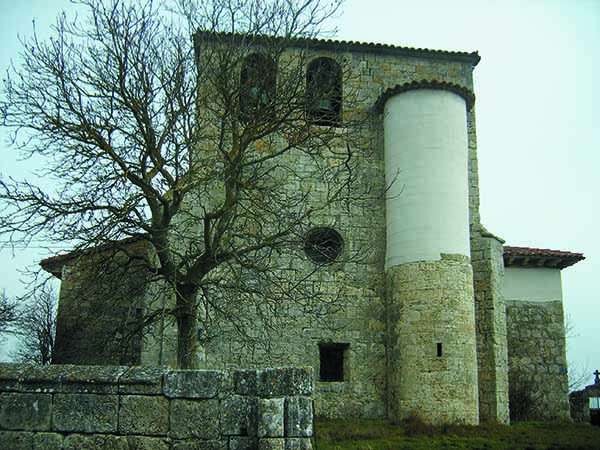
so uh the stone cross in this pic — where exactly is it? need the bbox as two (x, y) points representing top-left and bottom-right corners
(594, 369), (600, 385)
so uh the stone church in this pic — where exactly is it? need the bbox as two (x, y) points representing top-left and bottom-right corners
(41, 33), (584, 425)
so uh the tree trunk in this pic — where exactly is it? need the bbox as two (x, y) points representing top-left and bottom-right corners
(175, 283), (199, 369)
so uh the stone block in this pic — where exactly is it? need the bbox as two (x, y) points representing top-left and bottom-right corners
(8, 364), (126, 394)
(53, 393), (118, 433)
(33, 432), (63, 450)
(59, 365), (127, 394)
(234, 369), (257, 395)
(171, 439), (227, 450)
(119, 395), (169, 435)
(259, 438), (285, 450)
(221, 395), (257, 436)
(229, 436), (259, 450)
(0, 392), (52, 431)
(258, 398), (284, 437)
(285, 438), (312, 450)
(126, 435), (170, 450)
(284, 397), (313, 437)
(63, 433), (129, 450)
(0, 431), (33, 450)
(257, 368), (313, 398)
(169, 399), (220, 439)
(119, 366), (165, 395)
(0, 363), (29, 392)
(164, 370), (224, 399)
(19, 364), (71, 393)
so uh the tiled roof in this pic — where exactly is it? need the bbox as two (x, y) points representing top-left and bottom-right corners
(503, 246), (585, 269)
(195, 31), (481, 66)
(374, 80), (476, 112)
(39, 235), (149, 279)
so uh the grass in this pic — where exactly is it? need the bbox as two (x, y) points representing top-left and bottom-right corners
(315, 418), (600, 450)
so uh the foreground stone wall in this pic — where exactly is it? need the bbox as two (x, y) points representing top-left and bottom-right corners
(0, 364), (314, 450)
(506, 300), (570, 420)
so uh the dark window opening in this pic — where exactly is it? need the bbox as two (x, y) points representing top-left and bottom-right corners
(240, 53), (277, 122)
(319, 343), (349, 382)
(306, 57), (342, 126)
(304, 227), (343, 264)
(437, 342), (443, 357)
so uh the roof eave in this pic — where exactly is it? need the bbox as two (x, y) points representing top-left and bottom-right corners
(194, 30), (481, 66)
(503, 246), (585, 269)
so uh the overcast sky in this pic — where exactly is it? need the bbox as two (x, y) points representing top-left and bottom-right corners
(0, 0), (598, 386)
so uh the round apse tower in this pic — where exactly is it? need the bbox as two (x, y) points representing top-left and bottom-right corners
(381, 82), (479, 425)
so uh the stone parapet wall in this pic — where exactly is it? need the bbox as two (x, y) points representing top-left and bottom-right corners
(506, 300), (570, 421)
(0, 364), (314, 450)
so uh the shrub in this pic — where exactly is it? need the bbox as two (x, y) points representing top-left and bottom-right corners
(402, 412), (435, 437)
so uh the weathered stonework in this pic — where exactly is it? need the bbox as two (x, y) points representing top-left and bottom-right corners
(0, 364), (314, 450)
(471, 230), (510, 423)
(48, 240), (155, 366)
(119, 395), (169, 435)
(506, 300), (570, 420)
(0, 393), (52, 431)
(54, 393), (119, 433)
(386, 255), (479, 425)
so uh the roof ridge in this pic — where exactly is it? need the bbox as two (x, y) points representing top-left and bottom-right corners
(194, 31), (481, 66)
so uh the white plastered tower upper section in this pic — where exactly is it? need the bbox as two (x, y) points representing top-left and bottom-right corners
(384, 89), (471, 268)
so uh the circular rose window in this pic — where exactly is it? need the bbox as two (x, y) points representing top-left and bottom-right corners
(304, 227), (343, 264)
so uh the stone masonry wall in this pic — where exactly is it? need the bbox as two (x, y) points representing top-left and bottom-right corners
(386, 255), (479, 425)
(506, 300), (570, 420)
(194, 46), (478, 421)
(470, 231), (510, 423)
(467, 107), (481, 228)
(52, 242), (154, 366)
(0, 364), (314, 450)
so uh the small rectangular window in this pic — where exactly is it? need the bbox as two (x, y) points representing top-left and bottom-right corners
(437, 342), (443, 357)
(319, 343), (349, 382)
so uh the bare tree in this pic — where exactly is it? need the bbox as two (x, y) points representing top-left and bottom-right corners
(0, 290), (19, 338)
(10, 285), (57, 365)
(565, 314), (591, 392)
(569, 363), (592, 393)
(0, 0), (373, 368)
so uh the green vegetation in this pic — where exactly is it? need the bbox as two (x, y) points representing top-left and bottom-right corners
(315, 418), (600, 450)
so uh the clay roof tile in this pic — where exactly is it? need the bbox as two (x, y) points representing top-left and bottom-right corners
(503, 246), (585, 269)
